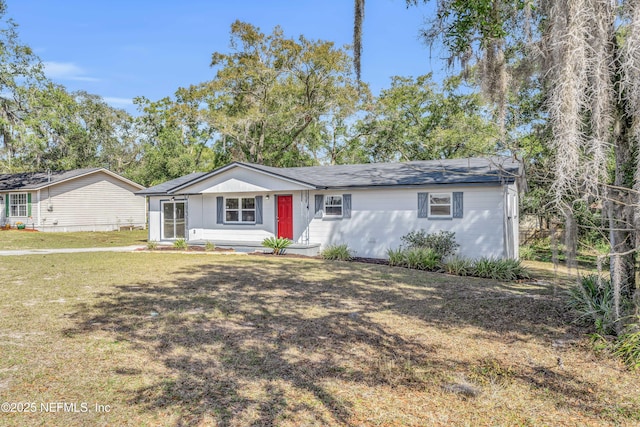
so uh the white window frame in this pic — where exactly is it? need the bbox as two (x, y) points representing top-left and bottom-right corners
(225, 197), (256, 223)
(324, 195), (343, 217)
(428, 192), (452, 218)
(9, 193), (28, 217)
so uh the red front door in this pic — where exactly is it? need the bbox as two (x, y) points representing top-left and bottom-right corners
(277, 195), (293, 239)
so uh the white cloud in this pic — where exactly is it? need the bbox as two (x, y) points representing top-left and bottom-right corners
(103, 97), (134, 107)
(43, 61), (100, 82)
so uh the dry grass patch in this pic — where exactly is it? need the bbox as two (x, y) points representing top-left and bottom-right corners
(0, 229), (147, 250)
(0, 253), (638, 426)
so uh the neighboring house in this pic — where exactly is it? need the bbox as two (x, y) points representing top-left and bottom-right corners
(0, 168), (146, 232)
(137, 157), (521, 259)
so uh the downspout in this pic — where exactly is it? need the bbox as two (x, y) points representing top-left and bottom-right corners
(146, 196), (150, 242)
(502, 184), (511, 259)
(186, 195), (190, 242)
(37, 189), (41, 228)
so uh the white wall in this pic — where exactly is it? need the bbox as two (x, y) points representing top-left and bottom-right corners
(148, 184), (515, 259)
(305, 186), (507, 259)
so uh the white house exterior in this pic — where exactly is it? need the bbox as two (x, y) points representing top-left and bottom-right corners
(138, 157), (521, 259)
(0, 168), (146, 232)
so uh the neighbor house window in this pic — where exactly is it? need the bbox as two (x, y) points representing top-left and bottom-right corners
(10, 193), (27, 217)
(324, 195), (343, 217)
(428, 193), (452, 218)
(225, 197), (255, 223)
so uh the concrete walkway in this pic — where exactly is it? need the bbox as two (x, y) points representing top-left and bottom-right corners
(0, 245), (146, 256)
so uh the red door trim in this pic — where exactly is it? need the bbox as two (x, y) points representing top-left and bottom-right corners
(277, 195), (293, 240)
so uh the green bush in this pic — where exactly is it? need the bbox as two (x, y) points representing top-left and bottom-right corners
(442, 257), (474, 276)
(405, 248), (441, 271)
(146, 241), (158, 250)
(612, 327), (640, 370)
(387, 248), (406, 267)
(471, 257), (531, 281)
(519, 245), (535, 261)
(204, 241), (216, 251)
(321, 244), (354, 260)
(567, 275), (616, 334)
(173, 238), (188, 250)
(387, 247), (440, 271)
(400, 230), (459, 259)
(262, 236), (292, 255)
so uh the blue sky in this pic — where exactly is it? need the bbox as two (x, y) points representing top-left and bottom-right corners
(7, 0), (446, 114)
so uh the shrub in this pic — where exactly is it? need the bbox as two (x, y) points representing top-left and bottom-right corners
(471, 257), (531, 281)
(612, 327), (640, 370)
(387, 248), (406, 267)
(519, 245), (535, 261)
(262, 236), (292, 255)
(321, 244), (354, 260)
(405, 248), (441, 271)
(173, 238), (188, 250)
(400, 230), (459, 259)
(204, 241), (216, 251)
(442, 257), (474, 276)
(567, 275), (616, 334)
(146, 241), (158, 250)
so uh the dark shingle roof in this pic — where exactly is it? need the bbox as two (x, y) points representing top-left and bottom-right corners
(138, 157), (520, 195)
(136, 172), (208, 195)
(0, 168), (103, 191)
(244, 157), (520, 188)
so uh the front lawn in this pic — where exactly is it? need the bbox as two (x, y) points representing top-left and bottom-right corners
(0, 229), (147, 250)
(0, 254), (638, 426)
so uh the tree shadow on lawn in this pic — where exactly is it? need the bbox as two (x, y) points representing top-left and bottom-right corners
(64, 258), (612, 426)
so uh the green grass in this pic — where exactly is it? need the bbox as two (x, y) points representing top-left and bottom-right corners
(0, 229), (147, 250)
(0, 254), (638, 426)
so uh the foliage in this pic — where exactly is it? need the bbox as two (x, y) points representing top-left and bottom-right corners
(321, 244), (354, 261)
(132, 93), (221, 186)
(204, 241), (216, 251)
(400, 229), (459, 260)
(442, 257), (474, 276)
(262, 236), (292, 255)
(472, 257), (530, 281)
(387, 247), (441, 271)
(146, 241), (158, 250)
(173, 238), (188, 250)
(387, 248), (406, 267)
(612, 327), (640, 370)
(199, 20), (365, 167)
(567, 275), (616, 335)
(354, 74), (499, 162)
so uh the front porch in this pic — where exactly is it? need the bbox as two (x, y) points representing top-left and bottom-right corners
(186, 239), (322, 256)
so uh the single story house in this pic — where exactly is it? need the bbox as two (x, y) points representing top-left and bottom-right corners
(0, 168), (146, 232)
(137, 157), (521, 259)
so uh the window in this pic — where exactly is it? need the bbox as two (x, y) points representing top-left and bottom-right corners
(428, 193), (452, 217)
(324, 195), (343, 217)
(225, 197), (255, 223)
(10, 193), (28, 217)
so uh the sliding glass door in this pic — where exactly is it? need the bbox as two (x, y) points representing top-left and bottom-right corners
(162, 201), (186, 240)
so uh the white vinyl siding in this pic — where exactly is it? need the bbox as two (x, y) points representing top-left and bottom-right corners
(36, 171), (145, 232)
